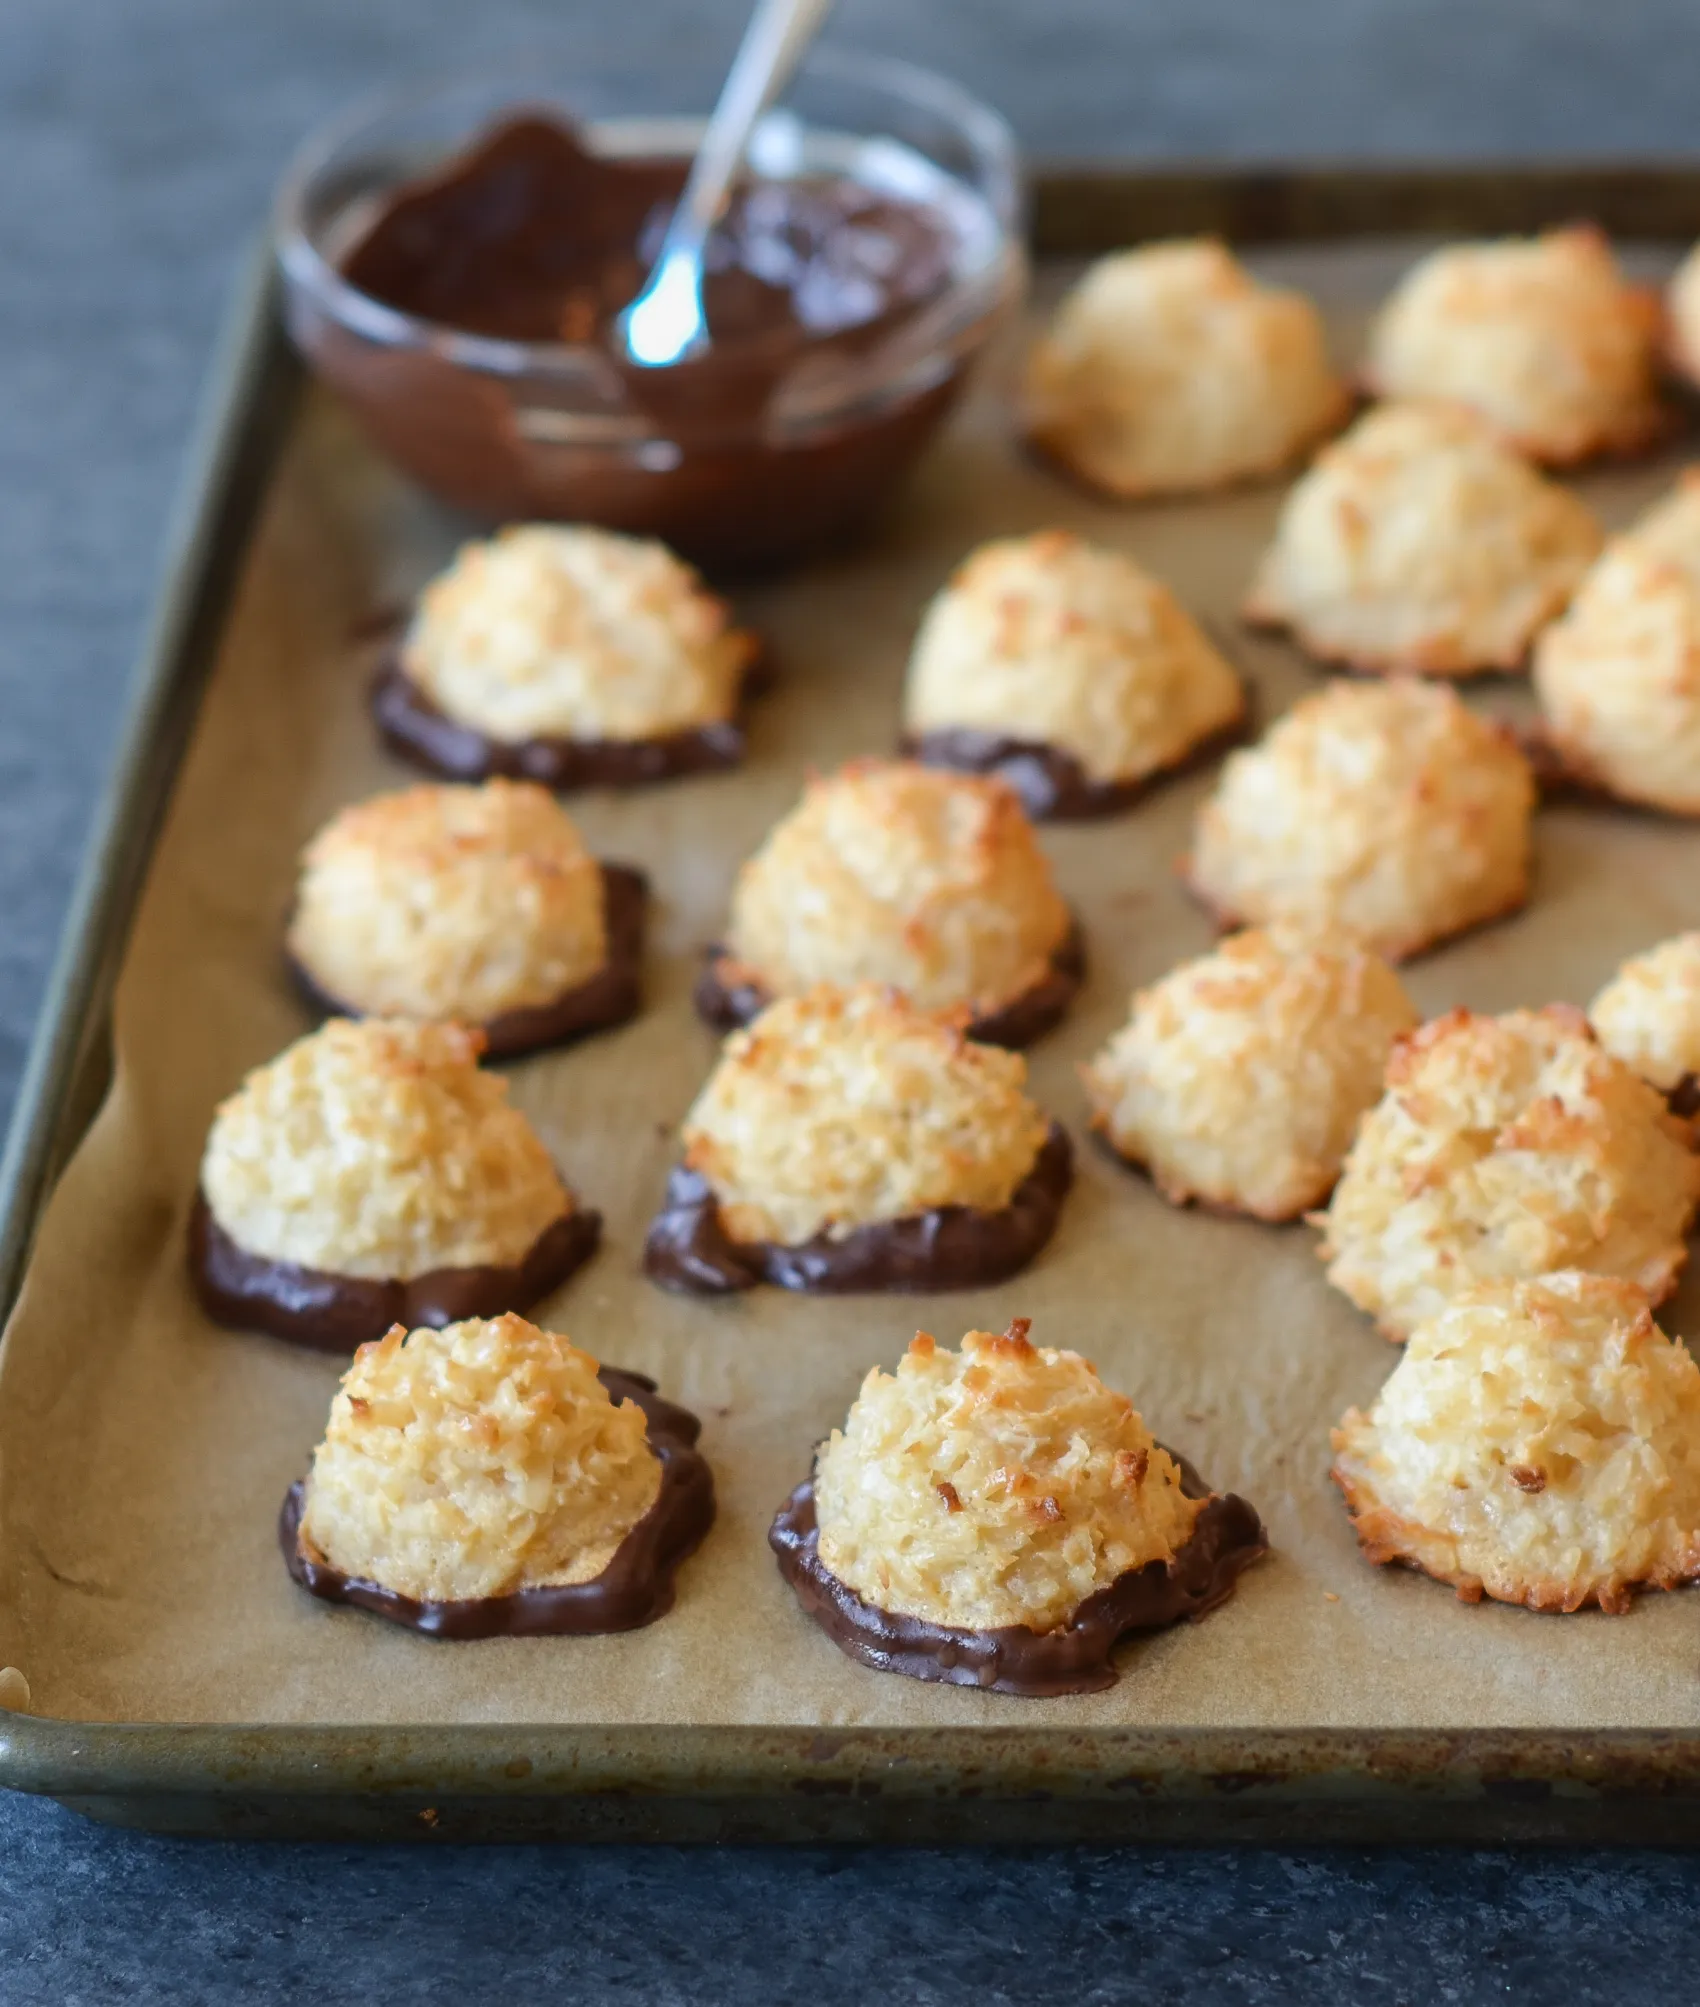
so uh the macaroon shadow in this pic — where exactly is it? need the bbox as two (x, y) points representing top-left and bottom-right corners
(280, 1367), (714, 1638)
(769, 1448), (1267, 1696)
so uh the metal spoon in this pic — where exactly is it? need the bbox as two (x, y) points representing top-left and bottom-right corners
(620, 0), (835, 369)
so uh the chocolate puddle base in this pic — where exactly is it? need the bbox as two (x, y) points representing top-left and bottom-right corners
(189, 1197), (602, 1353)
(289, 862), (649, 1059)
(770, 1454), (1267, 1696)
(642, 1124), (1074, 1295)
(691, 919), (1087, 1050)
(372, 655), (765, 790)
(282, 1367), (714, 1638)
(902, 703), (1251, 823)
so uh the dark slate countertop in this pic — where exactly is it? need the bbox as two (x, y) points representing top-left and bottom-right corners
(4, 0), (1700, 1996)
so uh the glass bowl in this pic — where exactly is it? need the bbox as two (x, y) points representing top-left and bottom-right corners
(274, 49), (1024, 570)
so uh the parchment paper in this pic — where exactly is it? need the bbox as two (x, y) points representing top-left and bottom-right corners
(6, 244), (1700, 1731)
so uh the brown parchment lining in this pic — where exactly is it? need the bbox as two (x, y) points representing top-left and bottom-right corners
(5, 243), (1700, 1733)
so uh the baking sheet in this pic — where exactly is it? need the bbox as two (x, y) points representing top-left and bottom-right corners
(5, 243), (1700, 1736)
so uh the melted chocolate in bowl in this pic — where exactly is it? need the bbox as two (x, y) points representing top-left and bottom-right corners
(692, 917), (1087, 1050)
(289, 861), (649, 1057)
(297, 114), (993, 566)
(189, 1197), (603, 1353)
(282, 1366), (715, 1638)
(643, 1122), (1074, 1295)
(770, 1453), (1267, 1696)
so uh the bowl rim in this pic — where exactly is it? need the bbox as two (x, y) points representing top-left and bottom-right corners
(272, 44), (1023, 379)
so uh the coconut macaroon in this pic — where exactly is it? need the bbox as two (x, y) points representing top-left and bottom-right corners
(1242, 402), (1601, 677)
(1590, 933), (1700, 1107)
(901, 531), (1246, 817)
(284, 1314), (713, 1634)
(1083, 928), (1418, 1221)
(1332, 1273), (1700, 1613)
(373, 523), (761, 787)
(1532, 471), (1700, 814)
(191, 1018), (598, 1350)
(1363, 227), (1669, 465)
(1667, 240), (1700, 387)
(286, 781), (646, 1054)
(644, 985), (1072, 1294)
(1318, 1006), (1700, 1342)
(1186, 679), (1535, 961)
(1023, 240), (1348, 499)
(698, 760), (1081, 1046)
(770, 1321), (1266, 1693)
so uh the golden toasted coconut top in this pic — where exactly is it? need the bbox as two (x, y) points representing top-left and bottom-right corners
(681, 983), (1051, 1247)
(200, 1018), (571, 1280)
(814, 1320), (1204, 1633)
(299, 1314), (661, 1604)
(1590, 932), (1700, 1094)
(1023, 240), (1347, 497)
(288, 780), (608, 1022)
(1333, 1272), (1700, 1612)
(1244, 401), (1601, 676)
(1533, 470), (1700, 813)
(1188, 677), (1534, 960)
(1364, 227), (1665, 462)
(1083, 926), (1417, 1221)
(1320, 1006), (1700, 1338)
(724, 759), (1071, 1016)
(403, 523), (754, 743)
(904, 531), (1244, 785)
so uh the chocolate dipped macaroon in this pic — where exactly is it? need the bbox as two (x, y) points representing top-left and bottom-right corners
(902, 532), (1247, 819)
(696, 760), (1082, 1048)
(191, 1018), (599, 1351)
(647, 984), (1072, 1295)
(374, 523), (762, 788)
(283, 1313), (713, 1637)
(771, 1320), (1266, 1695)
(287, 780), (646, 1058)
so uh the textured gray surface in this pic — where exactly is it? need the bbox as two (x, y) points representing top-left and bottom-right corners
(3, 1807), (1700, 2006)
(6, 0), (1700, 1997)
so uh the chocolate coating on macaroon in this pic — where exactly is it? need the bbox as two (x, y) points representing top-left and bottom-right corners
(902, 723), (1247, 822)
(191, 1195), (601, 1354)
(282, 1365), (713, 1638)
(770, 1458), (1265, 1696)
(769, 1320), (1266, 1694)
(374, 654), (760, 789)
(645, 1124), (1073, 1295)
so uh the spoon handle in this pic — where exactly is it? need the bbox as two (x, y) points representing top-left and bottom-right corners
(667, 0), (835, 255)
